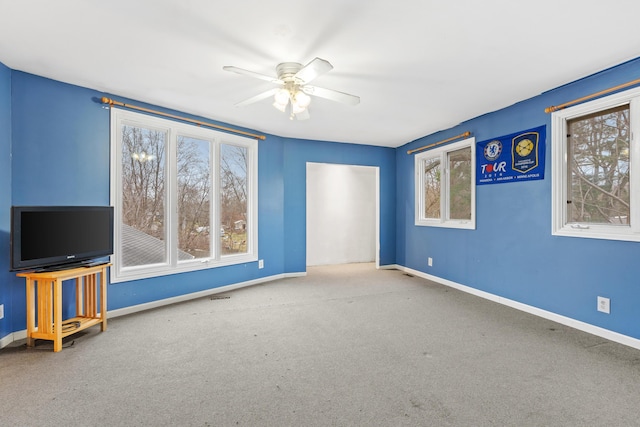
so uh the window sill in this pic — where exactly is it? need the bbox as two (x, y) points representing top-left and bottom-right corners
(416, 220), (475, 230)
(110, 253), (259, 283)
(553, 226), (640, 243)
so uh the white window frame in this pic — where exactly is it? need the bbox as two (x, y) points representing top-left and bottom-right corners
(551, 86), (640, 242)
(414, 137), (476, 229)
(110, 108), (258, 282)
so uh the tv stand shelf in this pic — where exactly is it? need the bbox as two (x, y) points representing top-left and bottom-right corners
(18, 263), (110, 352)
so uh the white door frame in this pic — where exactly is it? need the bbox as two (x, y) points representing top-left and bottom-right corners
(305, 162), (380, 268)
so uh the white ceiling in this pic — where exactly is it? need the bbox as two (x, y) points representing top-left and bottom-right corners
(1, 0), (640, 147)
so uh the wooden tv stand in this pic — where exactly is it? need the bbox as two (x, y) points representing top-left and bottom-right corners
(18, 263), (110, 352)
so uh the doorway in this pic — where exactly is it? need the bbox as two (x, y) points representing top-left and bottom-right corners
(306, 162), (379, 267)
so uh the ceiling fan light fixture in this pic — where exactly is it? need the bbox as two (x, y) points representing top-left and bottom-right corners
(272, 101), (287, 112)
(273, 88), (291, 113)
(291, 102), (306, 115)
(293, 90), (311, 108)
(274, 88), (290, 105)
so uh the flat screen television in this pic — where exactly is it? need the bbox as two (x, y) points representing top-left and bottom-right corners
(10, 206), (114, 272)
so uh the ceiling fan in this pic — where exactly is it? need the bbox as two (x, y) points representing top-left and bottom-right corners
(223, 57), (360, 120)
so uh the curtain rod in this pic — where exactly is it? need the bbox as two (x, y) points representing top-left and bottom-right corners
(545, 77), (640, 113)
(407, 131), (472, 155)
(100, 97), (267, 140)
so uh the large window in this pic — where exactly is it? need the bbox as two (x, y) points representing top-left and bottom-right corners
(111, 109), (258, 282)
(552, 87), (640, 241)
(415, 137), (476, 229)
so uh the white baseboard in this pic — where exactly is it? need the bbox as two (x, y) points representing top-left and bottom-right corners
(0, 271), (307, 349)
(0, 329), (27, 349)
(396, 265), (640, 351)
(0, 332), (13, 349)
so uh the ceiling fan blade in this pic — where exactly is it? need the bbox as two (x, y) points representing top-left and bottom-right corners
(302, 85), (360, 106)
(222, 66), (282, 84)
(294, 57), (333, 84)
(234, 88), (279, 107)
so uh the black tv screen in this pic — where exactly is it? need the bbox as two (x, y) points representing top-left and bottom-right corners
(10, 206), (114, 271)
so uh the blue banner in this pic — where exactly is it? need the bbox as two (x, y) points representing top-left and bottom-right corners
(476, 125), (546, 185)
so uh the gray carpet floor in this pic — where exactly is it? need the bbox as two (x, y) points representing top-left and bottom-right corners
(2, 263), (640, 426)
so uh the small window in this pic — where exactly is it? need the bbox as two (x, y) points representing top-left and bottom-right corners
(415, 137), (476, 229)
(552, 86), (640, 241)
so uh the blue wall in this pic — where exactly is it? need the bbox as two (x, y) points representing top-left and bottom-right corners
(283, 138), (396, 273)
(0, 62), (11, 339)
(1, 71), (396, 336)
(397, 57), (640, 340)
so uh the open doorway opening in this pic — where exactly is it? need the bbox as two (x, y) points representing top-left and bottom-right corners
(306, 162), (379, 267)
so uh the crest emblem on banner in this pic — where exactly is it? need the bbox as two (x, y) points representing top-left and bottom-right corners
(511, 131), (539, 173)
(483, 140), (502, 161)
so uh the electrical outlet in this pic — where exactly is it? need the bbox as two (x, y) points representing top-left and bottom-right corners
(597, 296), (610, 314)
(258, 259), (264, 269)
(428, 257), (433, 267)
(0, 304), (4, 320)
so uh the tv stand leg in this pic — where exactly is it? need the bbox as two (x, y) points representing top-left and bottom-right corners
(100, 270), (107, 332)
(53, 279), (63, 352)
(25, 277), (35, 347)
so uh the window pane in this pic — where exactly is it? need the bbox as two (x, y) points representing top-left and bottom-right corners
(568, 105), (630, 225)
(448, 147), (472, 220)
(121, 125), (167, 267)
(177, 136), (210, 260)
(220, 144), (248, 255)
(423, 157), (441, 219)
